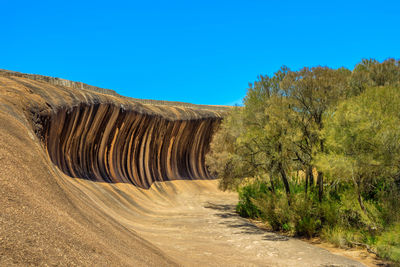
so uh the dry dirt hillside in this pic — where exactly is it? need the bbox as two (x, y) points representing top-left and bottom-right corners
(0, 70), (367, 266)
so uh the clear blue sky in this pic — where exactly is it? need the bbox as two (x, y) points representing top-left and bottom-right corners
(1, 0), (399, 105)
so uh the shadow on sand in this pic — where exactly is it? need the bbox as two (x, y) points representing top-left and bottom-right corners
(204, 202), (289, 241)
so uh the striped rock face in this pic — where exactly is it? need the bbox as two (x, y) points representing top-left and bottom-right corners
(41, 103), (220, 188)
(1, 70), (227, 188)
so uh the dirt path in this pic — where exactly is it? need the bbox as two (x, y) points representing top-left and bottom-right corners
(70, 179), (367, 266)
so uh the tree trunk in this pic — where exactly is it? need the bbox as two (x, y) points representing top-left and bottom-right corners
(317, 139), (325, 202)
(352, 177), (366, 214)
(305, 166), (313, 197)
(307, 166), (314, 187)
(317, 171), (323, 202)
(278, 162), (291, 205)
(357, 190), (366, 213)
(270, 177), (276, 194)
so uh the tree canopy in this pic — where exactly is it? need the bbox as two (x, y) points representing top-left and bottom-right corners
(206, 58), (400, 262)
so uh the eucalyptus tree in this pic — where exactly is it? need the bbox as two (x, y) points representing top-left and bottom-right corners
(237, 67), (297, 200)
(207, 67), (295, 199)
(316, 86), (400, 217)
(349, 58), (400, 95)
(280, 66), (351, 201)
(205, 106), (246, 190)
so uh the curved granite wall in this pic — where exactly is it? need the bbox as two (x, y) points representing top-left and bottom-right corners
(40, 103), (220, 188)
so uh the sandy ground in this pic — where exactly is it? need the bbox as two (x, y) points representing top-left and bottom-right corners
(68, 178), (370, 266)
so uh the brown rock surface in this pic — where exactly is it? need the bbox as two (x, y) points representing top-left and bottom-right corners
(0, 71), (223, 266)
(0, 70), (366, 266)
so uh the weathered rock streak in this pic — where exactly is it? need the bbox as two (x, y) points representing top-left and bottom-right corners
(42, 103), (220, 188)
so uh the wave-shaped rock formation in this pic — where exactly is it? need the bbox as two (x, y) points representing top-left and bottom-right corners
(42, 103), (219, 188)
(0, 69), (228, 265)
(0, 69), (226, 189)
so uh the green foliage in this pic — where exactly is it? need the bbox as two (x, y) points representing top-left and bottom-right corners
(236, 180), (269, 218)
(321, 227), (361, 248)
(376, 224), (400, 262)
(292, 196), (322, 238)
(206, 58), (400, 263)
(237, 178), (400, 263)
(349, 58), (400, 95)
(206, 107), (247, 190)
(319, 86), (400, 178)
(252, 188), (292, 231)
(316, 85), (400, 232)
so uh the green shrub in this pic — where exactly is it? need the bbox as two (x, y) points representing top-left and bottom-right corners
(321, 226), (360, 248)
(292, 196), (321, 238)
(252, 190), (293, 231)
(235, 178), (400, 265)
(236, 181), (268, 218)
(377, 186), (400, 226)
(318, 198), (340, 227)
(375, 224), (400, 263)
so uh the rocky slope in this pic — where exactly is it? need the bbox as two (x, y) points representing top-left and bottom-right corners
(0, 70), (225, 266)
